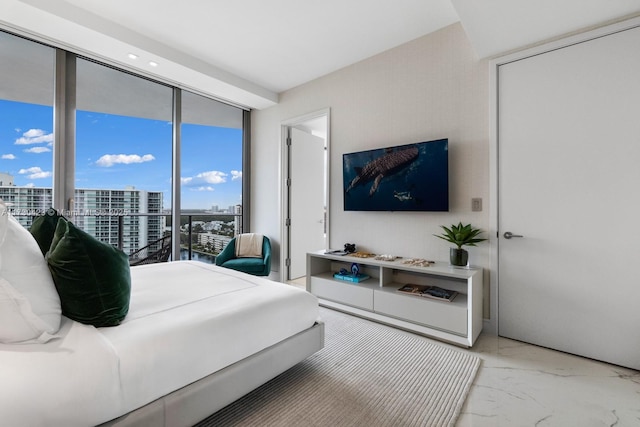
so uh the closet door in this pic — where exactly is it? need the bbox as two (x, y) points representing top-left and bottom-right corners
(498, 25), (640, 370)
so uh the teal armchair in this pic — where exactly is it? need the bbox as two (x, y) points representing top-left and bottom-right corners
(215, 235), (271, 276)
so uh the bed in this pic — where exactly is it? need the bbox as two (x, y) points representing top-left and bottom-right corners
(0, 260), (323, 427)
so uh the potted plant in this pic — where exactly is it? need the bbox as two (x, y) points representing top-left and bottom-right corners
(434, 222), (487, 266)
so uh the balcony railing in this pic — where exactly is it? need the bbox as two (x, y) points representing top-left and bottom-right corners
(128, 234), (172, 265)
(112, 212), (241, 265)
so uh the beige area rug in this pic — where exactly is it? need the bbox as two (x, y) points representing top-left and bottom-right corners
(196, 307), (481, 427)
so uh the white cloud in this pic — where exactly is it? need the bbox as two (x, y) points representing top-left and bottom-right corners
(24, 147), (51, 154)
(194, 170), (227, 184)
(1, 154), (16, 160)
(18, 166), (52, 179)
(24, 183), (35, 188)
(231, 170), (242, 181)
(19, 166), (42, 174)
(96, 153), (155, 167)
(181, 170), (228, 188)
(15, 128), (53, 145)
(24, 129), (41, 137)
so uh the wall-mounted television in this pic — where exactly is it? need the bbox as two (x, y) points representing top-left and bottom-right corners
(343, 138), (448, 212)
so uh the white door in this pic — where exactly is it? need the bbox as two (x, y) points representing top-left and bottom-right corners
(498, 25), (640, 370)
(289, 127), (326, 280)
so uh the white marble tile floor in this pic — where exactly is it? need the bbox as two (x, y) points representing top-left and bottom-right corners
(457, 333), (640, 426)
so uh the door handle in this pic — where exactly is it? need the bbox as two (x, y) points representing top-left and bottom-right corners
(503, 231), (524, 239)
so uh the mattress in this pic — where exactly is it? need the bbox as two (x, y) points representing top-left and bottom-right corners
(0, 261), (319, 427)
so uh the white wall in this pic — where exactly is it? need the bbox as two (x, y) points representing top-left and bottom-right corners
(252, 23), (491, 315)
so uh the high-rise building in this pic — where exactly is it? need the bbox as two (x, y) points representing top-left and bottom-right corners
(0, 184), (53, 226)
(0, 176), (164, 255)
(73, 188), (164, 255)
(233, 204), (242, 236)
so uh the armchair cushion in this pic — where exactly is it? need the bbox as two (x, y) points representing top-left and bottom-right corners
(221, 258), (268, 275)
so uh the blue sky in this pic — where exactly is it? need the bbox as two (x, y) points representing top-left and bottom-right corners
(0, 100), (243, 210)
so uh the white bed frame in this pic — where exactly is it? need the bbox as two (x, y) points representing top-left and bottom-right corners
(99, 320), (324, 427)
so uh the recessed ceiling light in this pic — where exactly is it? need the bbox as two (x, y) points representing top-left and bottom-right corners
(127, 53), (138, 60)
(149, 61), (158, 67)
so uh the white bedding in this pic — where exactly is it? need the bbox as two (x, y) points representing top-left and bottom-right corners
(0, 261), (319, 427)
(0, 317), (126, 426)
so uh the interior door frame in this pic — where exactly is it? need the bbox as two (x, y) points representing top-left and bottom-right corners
(488, 16), (640, 335)
(280, 108), (331, 281)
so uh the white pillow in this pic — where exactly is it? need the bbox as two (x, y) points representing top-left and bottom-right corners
(0, 276), (58, 343)
(0, 209), (61, 340)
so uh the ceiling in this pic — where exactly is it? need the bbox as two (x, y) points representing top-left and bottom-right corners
(1, 0), (640, 109)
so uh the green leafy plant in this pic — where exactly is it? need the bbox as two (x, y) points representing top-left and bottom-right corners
(434, 222), (487, 249)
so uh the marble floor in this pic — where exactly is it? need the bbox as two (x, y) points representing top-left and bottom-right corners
(457, 334), (640, 427)
(287, 277), (640, 426)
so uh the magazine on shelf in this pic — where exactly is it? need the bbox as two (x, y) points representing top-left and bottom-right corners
(397, 284), (458, 302)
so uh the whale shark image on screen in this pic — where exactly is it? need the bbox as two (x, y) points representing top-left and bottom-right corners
(345, 146), (419, 196)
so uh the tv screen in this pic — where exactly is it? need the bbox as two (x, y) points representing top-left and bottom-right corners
(343, 138), (448, 212)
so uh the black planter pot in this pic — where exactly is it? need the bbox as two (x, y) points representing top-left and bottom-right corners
(449, 248), (468, 267)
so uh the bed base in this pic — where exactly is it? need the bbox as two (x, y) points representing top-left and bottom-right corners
(100, 320), (325, 427)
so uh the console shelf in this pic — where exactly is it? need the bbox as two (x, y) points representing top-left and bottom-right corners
(306, 250), (483, 347)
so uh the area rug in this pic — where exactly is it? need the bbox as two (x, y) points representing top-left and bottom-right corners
(196, 307), (481, 427)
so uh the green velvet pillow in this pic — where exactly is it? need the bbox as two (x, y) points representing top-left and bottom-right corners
(30, 208), (63, 256)
(46, 217), (131, 327)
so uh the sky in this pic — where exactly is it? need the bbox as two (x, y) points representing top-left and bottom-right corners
(0, 100), (243, 210)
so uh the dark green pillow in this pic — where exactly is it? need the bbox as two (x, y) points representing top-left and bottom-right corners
(30, 208), (64, 256)
(46, 217), (131, 327)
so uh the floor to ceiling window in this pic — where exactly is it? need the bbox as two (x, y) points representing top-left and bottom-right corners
(0, 32), (54, 227)
(0, 29), (247, 264)
(179, 91), (244, 259)
(75, 58), (173, 256)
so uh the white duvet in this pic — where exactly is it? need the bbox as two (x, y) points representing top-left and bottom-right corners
(0, 261), (319, 427)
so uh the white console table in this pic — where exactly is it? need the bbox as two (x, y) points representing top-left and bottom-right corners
(306, 250), (483, 347)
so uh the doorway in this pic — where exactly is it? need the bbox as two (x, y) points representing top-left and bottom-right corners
(281, 109), (330, 281)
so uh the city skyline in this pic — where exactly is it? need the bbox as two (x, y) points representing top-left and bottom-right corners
(0, 99), (243, 209)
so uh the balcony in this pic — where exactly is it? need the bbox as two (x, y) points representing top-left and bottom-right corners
(112, 212), (242, 265)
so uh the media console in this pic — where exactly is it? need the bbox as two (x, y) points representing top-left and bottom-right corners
(306, 250), (483, 347)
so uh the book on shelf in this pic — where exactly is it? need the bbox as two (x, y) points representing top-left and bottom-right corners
(397, 284), (458, 302)
(333, 272), (370, 283)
